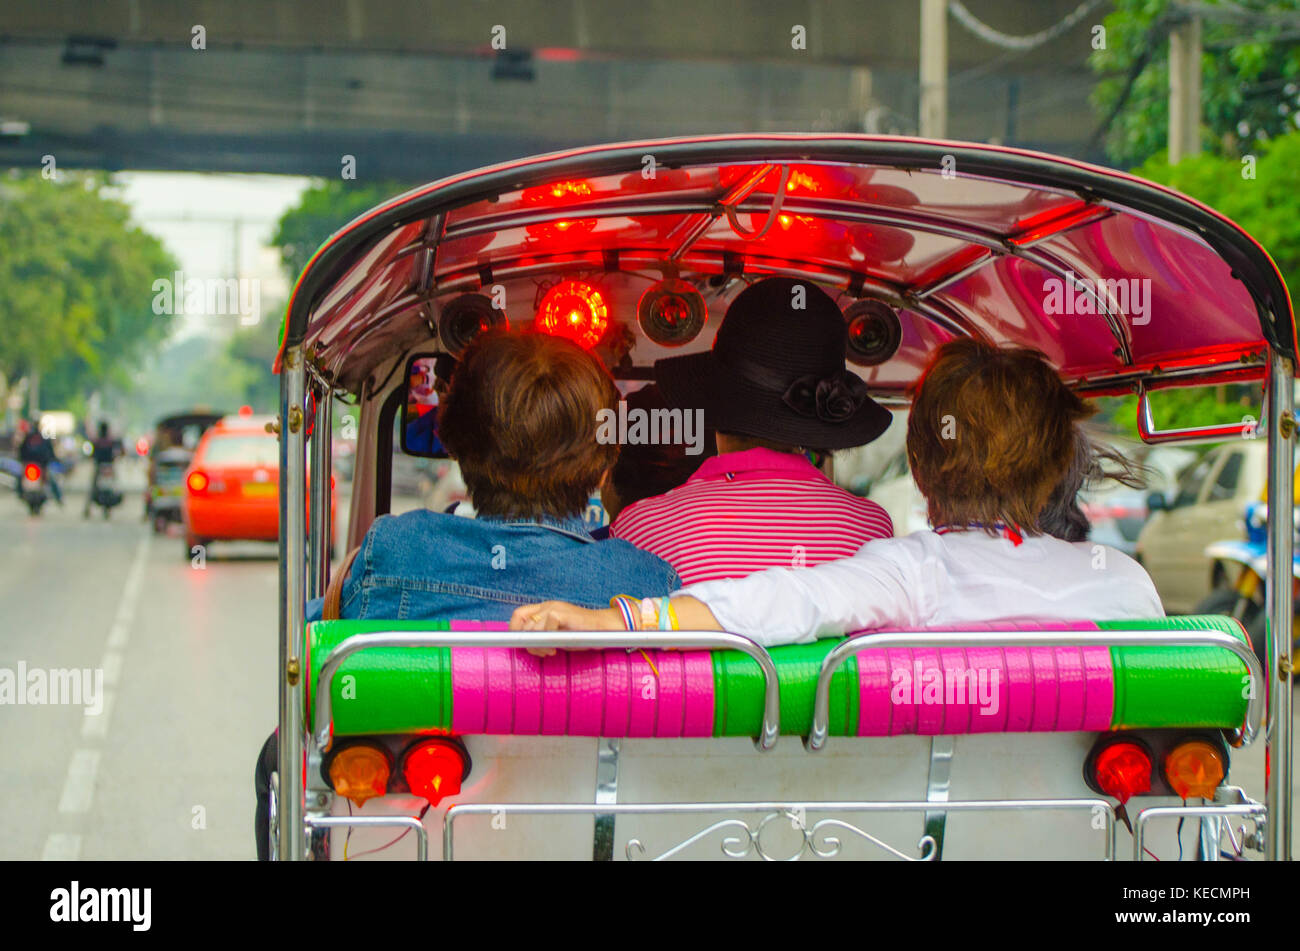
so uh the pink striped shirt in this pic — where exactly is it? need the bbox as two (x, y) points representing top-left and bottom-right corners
(610, 448), (894, 585)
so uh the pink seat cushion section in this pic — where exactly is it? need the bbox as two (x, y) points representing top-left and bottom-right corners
(854, 621), (1114, 736)
(450, 645), (715, 738)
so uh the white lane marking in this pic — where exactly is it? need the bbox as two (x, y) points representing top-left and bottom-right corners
(42, 532), (151, 856)
(81, 690), (114, 739)
(41, 833), (81, 860)
(106, 618), (129, 649)
(57, 750), (100, 813)
(100, 651), (123, 686)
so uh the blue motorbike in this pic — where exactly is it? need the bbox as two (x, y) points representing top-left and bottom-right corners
(1195, 499), (1297, 671)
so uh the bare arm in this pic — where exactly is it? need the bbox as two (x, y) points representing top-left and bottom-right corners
(509, 596), (722, 655)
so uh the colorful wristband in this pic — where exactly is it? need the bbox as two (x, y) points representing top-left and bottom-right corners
(639, 597), (659, 630)
(610, 595), (638, 631)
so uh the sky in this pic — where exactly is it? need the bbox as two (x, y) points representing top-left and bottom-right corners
(113, 171), (314, 338)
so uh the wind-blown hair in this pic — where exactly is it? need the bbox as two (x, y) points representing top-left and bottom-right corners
(1039, 428), (1149, 543)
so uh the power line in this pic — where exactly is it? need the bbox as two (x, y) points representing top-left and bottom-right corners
(948, 0), (1109, 51)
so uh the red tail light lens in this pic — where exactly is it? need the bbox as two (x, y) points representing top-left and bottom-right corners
(1092, 740), (1152, 805)
(186, 471), (210, 494)
(23, 463), (41, 482)
(536, 280), (608, 349)
(402, 738), (468, 806)
(1164, 740), (1226, 800)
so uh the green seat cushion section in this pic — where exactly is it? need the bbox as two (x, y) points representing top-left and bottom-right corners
(1097, 615), (1251, 729)
(712, 639), (858, 737)
(306, 620), (453, 735)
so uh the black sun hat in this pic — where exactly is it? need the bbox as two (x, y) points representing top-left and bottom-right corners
(654, 277), (892, 450)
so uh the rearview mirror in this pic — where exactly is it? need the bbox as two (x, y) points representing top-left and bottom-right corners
(400, 354), (451, 458)
(1146, 491), (1168, 512)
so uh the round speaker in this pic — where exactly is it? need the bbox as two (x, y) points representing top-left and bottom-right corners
(843, 299), (903, 367)
(438, 294), (506, 356)
(637, 279), (707, 347)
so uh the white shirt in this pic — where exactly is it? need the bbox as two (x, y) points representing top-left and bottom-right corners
(678, 530), (1165, 647)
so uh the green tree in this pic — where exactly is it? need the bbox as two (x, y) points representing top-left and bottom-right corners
(1098, 129), (1300, 435)
(273, 179), (417, 284)
(1090, 0), (1300, 167)
(0, 172), (176, 410)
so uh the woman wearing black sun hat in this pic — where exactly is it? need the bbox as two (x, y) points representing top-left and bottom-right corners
(609, 276), (896, 585)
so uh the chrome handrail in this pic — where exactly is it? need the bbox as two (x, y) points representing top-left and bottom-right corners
(806, 628), (1264, 751)
(312, 629), (782, 752)
(1133, 786), (1265, 862)
(1137, 385), (1262, 444)
(305, 815), (428, 861)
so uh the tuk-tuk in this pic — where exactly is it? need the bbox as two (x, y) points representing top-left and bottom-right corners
(269, 134), (1293, 861)
(145, 411), (223, 532)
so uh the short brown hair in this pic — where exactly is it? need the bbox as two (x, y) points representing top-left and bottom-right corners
(906, 338), (1094, 535)
(438, 330), (619, 518)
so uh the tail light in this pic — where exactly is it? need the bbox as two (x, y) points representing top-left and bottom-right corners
(535, 280), (608, 349)
(1164, 740), (1226, 800)
(186, 471), (210, 494)
(401, 737), (470, 807)
(23, 463), (41, 482)
(1089, 739), (1152, 805)
(325, 742), (393, 808)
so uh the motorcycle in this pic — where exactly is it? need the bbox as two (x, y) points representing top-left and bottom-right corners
(87, 462), (124, 519)
(18, 463), (48, 516)
(1195, 499), (1298, 671)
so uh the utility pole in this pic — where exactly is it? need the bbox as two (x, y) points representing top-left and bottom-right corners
(920, 0), (948, 138)
(1168, 11), (1202, 162)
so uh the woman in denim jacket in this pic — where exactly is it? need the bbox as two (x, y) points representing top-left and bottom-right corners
(309, 329), (679, 621)
(257, 329), (678, 858)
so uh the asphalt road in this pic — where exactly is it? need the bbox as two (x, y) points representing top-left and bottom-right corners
(0, 459), (287, 859)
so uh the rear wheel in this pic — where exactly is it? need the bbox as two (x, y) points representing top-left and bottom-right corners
(1196, 588), (1265, 672)
(1244, 610), (1299, 676)
(1193, 588), (1260, 624)
(152, 514), (168, 534)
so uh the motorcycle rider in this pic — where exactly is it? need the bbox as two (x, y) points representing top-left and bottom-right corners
(84, 421), (124, 517)
(17, 419), (64, 506)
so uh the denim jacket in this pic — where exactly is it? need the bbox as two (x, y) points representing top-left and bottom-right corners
(306, 510), (680, 623)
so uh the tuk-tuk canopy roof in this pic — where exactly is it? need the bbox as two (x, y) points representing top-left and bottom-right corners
(277, 135), (1295, 399)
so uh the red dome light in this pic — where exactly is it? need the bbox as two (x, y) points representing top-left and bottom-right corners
(1092, 741), (1152, 805)
(536, 281), (609, 349)
(402, 738), (468, 806)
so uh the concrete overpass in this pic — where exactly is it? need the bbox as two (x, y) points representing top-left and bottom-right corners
(0, 0), (1109, 180)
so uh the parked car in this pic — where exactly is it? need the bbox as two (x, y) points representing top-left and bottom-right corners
(1079, 442), (1195, 556)
(1135, 439), (1268, 614)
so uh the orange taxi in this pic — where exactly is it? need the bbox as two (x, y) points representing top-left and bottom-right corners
(181, 413), (336, 557)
